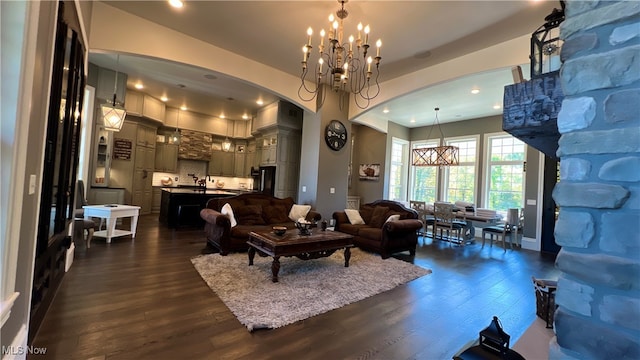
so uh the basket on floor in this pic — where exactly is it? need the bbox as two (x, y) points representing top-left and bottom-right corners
(532, 276), (557, 329)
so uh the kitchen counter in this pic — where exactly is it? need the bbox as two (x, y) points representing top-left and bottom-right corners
(159, 188), (238, 228)
(161, 187), (238, 196)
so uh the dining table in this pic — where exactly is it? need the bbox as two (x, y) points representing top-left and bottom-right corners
(418, 205), (502, 241)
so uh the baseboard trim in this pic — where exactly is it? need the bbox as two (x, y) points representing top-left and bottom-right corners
(2, 324), (28, 360)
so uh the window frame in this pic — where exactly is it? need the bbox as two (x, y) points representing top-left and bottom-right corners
(482, 132), (527, 214)
(409, 139), (440, 204)
(388, 137), (409, 201)
(442, 135), (479, 204)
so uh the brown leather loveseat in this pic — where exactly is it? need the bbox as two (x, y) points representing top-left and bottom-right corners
(332, 200), (423, 259)
(200, 193), (321, 255)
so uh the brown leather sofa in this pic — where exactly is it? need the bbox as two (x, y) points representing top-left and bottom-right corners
(332, 200), (423, 259)
(200, 193), (321, 255)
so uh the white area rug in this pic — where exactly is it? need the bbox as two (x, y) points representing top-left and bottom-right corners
(191, 248), (431, 331)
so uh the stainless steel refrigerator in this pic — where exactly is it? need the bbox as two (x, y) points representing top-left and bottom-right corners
(252, 166), (276, 196)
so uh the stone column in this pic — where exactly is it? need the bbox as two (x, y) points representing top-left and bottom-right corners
(551, 1), (640, 358)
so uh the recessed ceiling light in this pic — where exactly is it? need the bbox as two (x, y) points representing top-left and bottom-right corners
(168, 0), (183, 9)
(180, 105), (187, 111)
(160, 96), (168, 102)
(493, 104), (502, 109)
(256, 99), (264, 105)
(204, 74), (217, 80)
(383, 108), (389, 114)
(242, 114), (249, 120)
(220, 114), (225, 119)
(471, 88), (480, 94)
(410, 119), (416, 123)
(134, 83), (143, 90)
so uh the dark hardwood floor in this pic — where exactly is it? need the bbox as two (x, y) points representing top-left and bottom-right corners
(31, 214), (559, 360)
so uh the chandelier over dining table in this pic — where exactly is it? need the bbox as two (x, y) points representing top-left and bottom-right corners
(298, 0), (382, 109)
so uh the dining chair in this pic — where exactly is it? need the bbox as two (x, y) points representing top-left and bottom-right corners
(409, 200), (435, 238)
(433, 202), (466, 245)
(481, 208), (522, 251)
(75, 180), (97, 248)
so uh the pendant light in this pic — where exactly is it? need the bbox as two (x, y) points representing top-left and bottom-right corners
(412, 108), (459, 167)
(222, 120), (232, 152)
(101, 54), (126, 131)
(171, 108), (181, 145)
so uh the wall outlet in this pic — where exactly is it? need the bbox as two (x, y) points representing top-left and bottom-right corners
(175, 177), (179, 181)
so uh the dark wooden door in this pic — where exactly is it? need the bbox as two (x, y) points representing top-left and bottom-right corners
(541, 156), (560, 255)
(30, 0), (86, 343)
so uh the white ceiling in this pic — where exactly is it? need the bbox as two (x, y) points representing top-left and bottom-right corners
(90, 0), (558, 127)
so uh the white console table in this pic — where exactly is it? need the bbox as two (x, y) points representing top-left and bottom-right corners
(83, 204), (141, 245)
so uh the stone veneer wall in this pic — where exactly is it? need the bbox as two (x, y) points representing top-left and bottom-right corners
(550, 1), (640, 358)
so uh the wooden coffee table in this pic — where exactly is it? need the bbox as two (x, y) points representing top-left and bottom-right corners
(247, 229), (354, 282)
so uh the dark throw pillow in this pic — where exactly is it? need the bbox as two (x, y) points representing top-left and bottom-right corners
(369, 206), (390, 228)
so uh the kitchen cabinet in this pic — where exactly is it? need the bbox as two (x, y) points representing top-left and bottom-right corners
(155, 143), (178, 172)
(159, 188), (235, 228)
(152, 187), (163, 213)
(253, 102), (278, 132)
(234, 153), (245, 177)
(244, 141), (257, 176)
(260, 133), (278, 165)
(94, 65), (127, 103)
(125, 91), (166, 123)
(274, 128), (301, 199)
(131, 124), (156, 214)
(91, 126), (112, 187)
(208, 150), (235, 176)
(136, 123), (157, 148)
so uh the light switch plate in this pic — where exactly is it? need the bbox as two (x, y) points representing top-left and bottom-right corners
(330, 187), (335, 194)
(302, 186), (307, 192)
(29, 174), (36, 194)
(527, 199), (536, 205)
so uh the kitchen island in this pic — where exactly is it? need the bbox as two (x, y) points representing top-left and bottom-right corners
(159, 187), (238, 228)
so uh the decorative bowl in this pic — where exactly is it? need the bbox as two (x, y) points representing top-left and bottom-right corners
(295, 220), (312, 235)
(272, 226), (287, 236)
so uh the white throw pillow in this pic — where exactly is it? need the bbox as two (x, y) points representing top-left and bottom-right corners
(289, 204), (312, 222)
(385, 214), (400, 223)
(221, 203), (237, 227)
(345, 209), (365, 225)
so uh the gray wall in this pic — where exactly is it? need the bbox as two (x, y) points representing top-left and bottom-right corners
(1, 0), (58, 348)
(302, 88), (351, 220)
(351, 124), (387, 205)
(298, 109), (321, 206)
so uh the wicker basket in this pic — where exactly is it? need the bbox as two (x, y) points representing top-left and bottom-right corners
(532, 276), (557, 328)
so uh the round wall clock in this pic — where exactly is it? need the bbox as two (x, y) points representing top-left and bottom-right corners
(325, 120), (347, 151)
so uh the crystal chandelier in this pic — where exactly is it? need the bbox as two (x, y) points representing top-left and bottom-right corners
(299, 0), (382, 109)
(412, 108), (459, 167)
